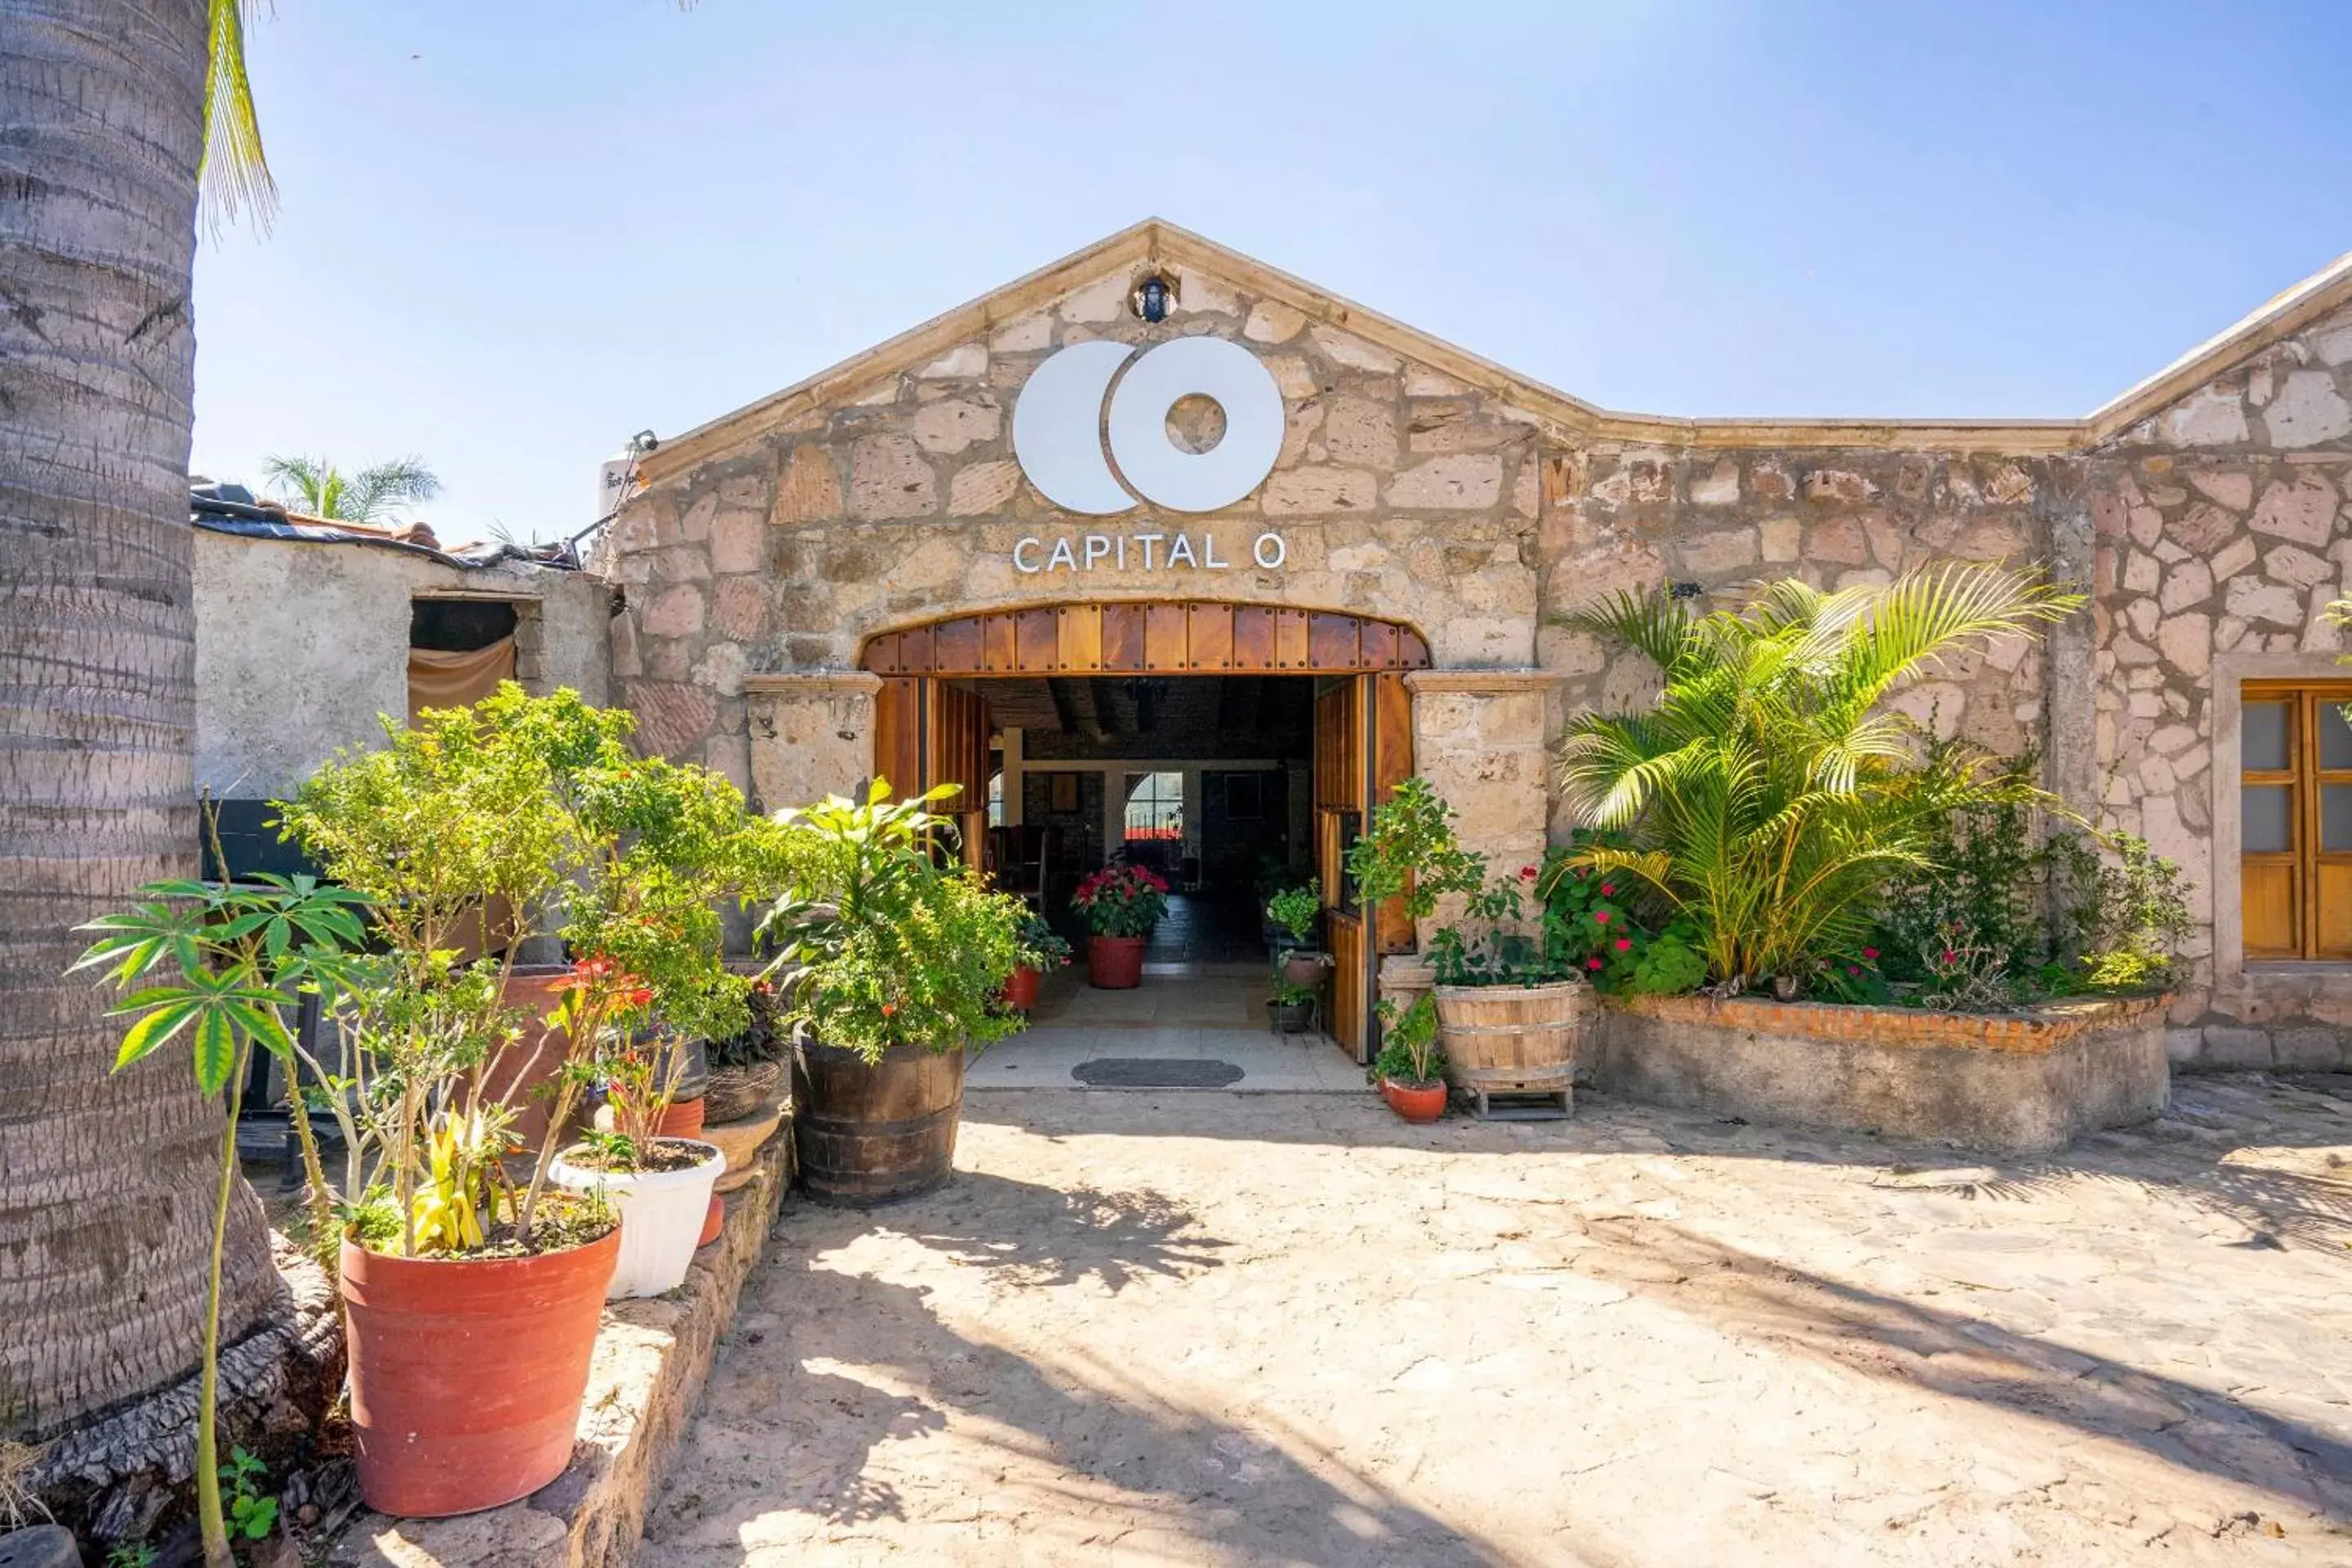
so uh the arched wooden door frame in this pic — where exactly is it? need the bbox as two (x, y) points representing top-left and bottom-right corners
(862, 599), (1428, 1062)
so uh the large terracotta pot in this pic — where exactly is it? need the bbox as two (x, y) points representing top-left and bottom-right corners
(550, 1139), (724, 1299)
(794, 1042), (965, 1206)
(480, 964), (574, 1153)
(1087, 934), (1147, 990)
(1280, 949), (1328, 990)
(341, 1226), (619, 1517)
(657, 1095), (706, 1140)
(1002, 964), (1044, 1011)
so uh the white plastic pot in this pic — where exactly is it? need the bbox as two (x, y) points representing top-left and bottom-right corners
(549, 1139), (724, 1299)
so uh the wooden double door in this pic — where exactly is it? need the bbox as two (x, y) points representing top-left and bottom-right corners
(1312, 672), (1415, 1059)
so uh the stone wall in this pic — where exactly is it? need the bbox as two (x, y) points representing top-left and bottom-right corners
(604, 261), (1548, 806)
(2082, 296), (2352, 1069)
(1534, 445), (2069, 826)
(602, 228), (2352, 1071)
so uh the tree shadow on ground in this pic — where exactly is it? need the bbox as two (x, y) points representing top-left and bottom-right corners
(881, 1169), (1234, 1291)
(653, 1178), (1527, 1566)
(1588, 1214), (2352, 1526)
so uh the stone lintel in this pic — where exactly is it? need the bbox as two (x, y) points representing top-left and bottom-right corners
(1402, 667), (1563, 695)
(742, 670), (884, 697)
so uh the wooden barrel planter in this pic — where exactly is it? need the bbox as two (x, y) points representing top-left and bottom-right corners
(1431, 981), (1589, 1119)
(792, 1042), (966, 1205)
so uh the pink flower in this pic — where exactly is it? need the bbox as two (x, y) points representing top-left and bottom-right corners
(1593, 911), (1611, 924)
(1861, 947), (1879, 960)
(1846, 966), (1861, 978)
(1519, 866), (1539, 880)
(1940, 949), (1957, 965)
(1586, 956), (1604, 971)
(1615, 938), (1633, 952)
(1600, 884), (1615, 895)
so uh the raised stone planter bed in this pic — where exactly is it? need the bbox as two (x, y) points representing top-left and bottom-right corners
(330, 1118), (791, 1567)
(1592, 991), (2172, 1154)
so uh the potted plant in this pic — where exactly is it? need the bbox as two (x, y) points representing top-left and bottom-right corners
(758, 780), (1028, 1205)
(1070, 862), (1169, 990)
(1426, 863), (1588, 1116)
(549, 976), (725, 1299)
(1003, 911), (1071, 1012)
(1344, 776), (1486, 1014)
(1372, 991), (1446, 1122)
(703, 977), (788, 1124)
(1264, 884), (1330, 989)
(1267, 976), (1320, 1034)
(275, 684), (768, 1515)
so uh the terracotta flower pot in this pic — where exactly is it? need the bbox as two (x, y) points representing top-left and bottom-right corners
(1381, 1077), (1448, 1124)
(697, 1193), (724, 1247)
(479, 964), (576, 1154)
(1002, 964), (1044, 1010)
(341, 1226), (619, 1517)
(657, 1095), (706, 1140)
(1280, 950), (1327, 990)
(550, 1139), (725, 1298)
(1088, 934), (1147, 989)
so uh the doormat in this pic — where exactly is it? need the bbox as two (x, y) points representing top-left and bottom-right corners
(1071, 1058), (1245, 1089)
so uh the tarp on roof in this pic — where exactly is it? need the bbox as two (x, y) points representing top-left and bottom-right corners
(189, 482), (580, 571)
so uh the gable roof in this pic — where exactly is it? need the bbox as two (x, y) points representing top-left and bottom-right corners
(636, 219), (2352, 483)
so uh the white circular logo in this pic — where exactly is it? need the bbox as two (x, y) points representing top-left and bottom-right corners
(1012, 337), (1284, 515)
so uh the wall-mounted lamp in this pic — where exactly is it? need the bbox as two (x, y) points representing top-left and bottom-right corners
(1133, 273), (1174, 323)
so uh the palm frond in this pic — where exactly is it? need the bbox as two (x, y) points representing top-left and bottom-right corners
(201, 0), (276, 237)
(1562, 589), (1692, 675)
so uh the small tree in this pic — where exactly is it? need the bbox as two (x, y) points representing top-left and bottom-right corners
(261, 454), (442, 524)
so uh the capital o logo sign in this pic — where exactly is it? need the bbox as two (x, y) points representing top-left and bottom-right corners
(1012, 337), (1285, 515)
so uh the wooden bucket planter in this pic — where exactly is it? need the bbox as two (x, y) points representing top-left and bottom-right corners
(1431, 981), (1589, 1119)
(793, 1041), (966, 1206)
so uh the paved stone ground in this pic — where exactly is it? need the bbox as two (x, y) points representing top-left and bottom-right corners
(644, 1075), (2352, 1566)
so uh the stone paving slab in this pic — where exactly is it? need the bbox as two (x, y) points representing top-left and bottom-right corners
(644, 1073), (2352, 1566)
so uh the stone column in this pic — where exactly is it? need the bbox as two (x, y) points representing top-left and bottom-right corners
(742, 671), (883, 815)
(1401, 668), (1561, 938)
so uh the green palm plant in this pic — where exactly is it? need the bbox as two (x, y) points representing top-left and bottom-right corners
(262, 453), (443, 523)
(1556, 564), (2082, 996)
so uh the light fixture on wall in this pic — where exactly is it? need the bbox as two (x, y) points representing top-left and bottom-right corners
(1132, 272), (1176, 323)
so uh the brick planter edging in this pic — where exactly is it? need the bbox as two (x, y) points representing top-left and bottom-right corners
(332, 1120), (792, 1568)
(1601, 991), (2172, 1056)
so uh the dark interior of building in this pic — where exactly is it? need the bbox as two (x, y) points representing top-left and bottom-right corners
(951, 673), (1320, 952)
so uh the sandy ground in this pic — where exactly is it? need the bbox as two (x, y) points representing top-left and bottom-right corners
(644, 1073), (2352, 1566)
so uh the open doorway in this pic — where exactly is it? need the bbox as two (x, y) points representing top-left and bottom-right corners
(862, 601), (1424, 1074)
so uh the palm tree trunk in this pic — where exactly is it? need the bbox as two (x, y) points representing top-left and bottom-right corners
(0, 0), (278, 1436)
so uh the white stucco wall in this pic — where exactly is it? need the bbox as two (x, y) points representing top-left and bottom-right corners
(192, 530), (612, 800)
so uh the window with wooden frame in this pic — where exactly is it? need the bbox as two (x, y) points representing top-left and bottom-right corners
(2241, 680), (2352, 960)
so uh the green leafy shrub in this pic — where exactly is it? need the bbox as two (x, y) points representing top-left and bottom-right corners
(1265, 884), (1322, 946)
(1345, 776), (1485, 922)
(1559, 565), (2081, 992)
(1011, 910), (1073, 970)
(1372, 991), (1442, 1087)
(759, 781), (1027, 1064)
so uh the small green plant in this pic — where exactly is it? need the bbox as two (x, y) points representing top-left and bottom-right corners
(1269, 977), (1320, 1008)
(1345, 777), (1485, 923)
(219, 1446), (278, 1543)
(1265, 884), (1321, 947)
(105, 1544), (159, 1568)
(1011, 910), (1073, 970)
(1372, 991), (1442, 1086)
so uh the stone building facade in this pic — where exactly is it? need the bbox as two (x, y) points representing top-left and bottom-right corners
(599, 220), (2352, 1071)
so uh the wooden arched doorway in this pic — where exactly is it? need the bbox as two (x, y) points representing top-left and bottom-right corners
(858, 601), (1429, 1058)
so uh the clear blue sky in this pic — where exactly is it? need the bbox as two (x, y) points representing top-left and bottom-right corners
(191, 1), (2352, 543)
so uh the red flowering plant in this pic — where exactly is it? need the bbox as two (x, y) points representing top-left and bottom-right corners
(1536, 835), (1707, 996)
(1071, 862), (1171, 938)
